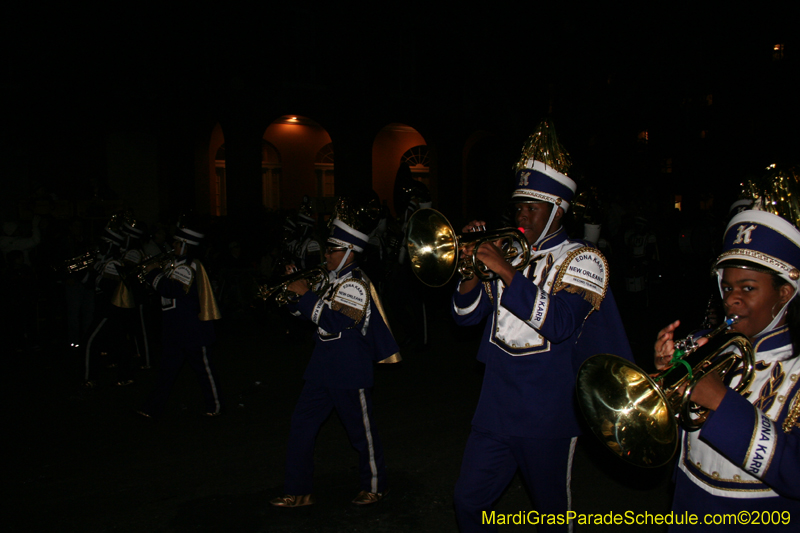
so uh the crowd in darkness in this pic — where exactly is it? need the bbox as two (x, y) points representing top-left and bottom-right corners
(0, 183), (731, 375)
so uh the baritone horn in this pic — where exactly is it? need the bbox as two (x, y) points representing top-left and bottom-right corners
(575, 316), (754, 468)
(405, 208), (531, 287)
(257, 265), (330, 306)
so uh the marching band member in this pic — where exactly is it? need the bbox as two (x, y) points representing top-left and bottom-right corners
(270, 199), (400, 508)
(451, 120), (633, 532)
(82, 223), (126, 386)
(654, 168), (800, 531)
(138, 221), (222, 418)
(116, 218), (150, 381)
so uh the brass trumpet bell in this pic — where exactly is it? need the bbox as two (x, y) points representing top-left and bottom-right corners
(406, 209), (459, 287)
(406, 209), (530, 287)
(257, 265), (330, 306)
(576, 324), (753, 468)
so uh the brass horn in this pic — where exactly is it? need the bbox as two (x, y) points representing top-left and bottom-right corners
(119, 251), (176, 284)
(60, 247), (100, 275)
(257, 265), (330, 306)
(576, 316), (754, 468)
(405, 208), (531, 287)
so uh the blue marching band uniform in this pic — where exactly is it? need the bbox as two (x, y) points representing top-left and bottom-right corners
(451, 155), (633, 532)
(82, 224), (127, 385)
(669, 206), (800, 531)
(271, 213), (401, 508)
(83, 217), (153, 386)
(139, 224), (223, 418)
(74, 139), (798, 530)
(118, 219), (152, 370)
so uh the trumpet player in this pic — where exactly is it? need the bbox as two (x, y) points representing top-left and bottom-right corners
(653, 169), (800, 530)
(81, 223), (127, 387)
(137, 221), (222, 418)
(270, 203), (400, 508)
(451, 121), (633, 532)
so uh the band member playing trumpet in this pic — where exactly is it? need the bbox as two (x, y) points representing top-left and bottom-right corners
(137, 220), (222, 418)
(451, 120), (632, 532)
(270, 198), (400, 508)
(654, 169), (800, 531)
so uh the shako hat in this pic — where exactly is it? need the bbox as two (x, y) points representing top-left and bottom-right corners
(512, 118), (577, 212)
(328, 219), (369, 253)
(715, 164), (800, 289)
(173, 216), (204, 247)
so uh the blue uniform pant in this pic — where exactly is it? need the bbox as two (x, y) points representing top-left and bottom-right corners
(141, 344), (221, 417)
(454, 427), (577, 532)
(283, 382), (386, 495)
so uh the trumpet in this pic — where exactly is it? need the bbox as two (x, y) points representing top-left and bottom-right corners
(60, 248), (100, 275)
(257, 265), (330, 306)
(120, 251), (176, 284)
(405, 208), (531, 287)
(576, 316), (754, 468)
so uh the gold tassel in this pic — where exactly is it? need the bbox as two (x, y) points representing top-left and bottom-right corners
(559, 284), (603, 310)
(783, 391), (800, 434)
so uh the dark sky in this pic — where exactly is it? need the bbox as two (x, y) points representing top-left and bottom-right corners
(2, 5), (797, 206)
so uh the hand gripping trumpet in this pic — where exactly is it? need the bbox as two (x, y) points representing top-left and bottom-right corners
(256, 265), (330, 306)
(405, 208), (531, 287)
(576, 316), (754, 467)
(119, 251), (176, 284)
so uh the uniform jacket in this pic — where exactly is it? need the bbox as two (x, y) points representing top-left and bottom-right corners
(147, 256), (218, 350)
(675, 325), (800, 511)
(452, 228), (632, 439)
(289, 262), (399, 389)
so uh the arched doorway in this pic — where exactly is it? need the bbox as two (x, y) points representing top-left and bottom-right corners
(372, 123), (434, 216)
(263, 115), (333, 215)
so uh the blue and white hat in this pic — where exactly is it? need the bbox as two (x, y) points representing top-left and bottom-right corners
(328, 219), (369, 253)
(121, 220), (144, 240)
(173, 226), (204, 246)
(100, 225), (125, 247)
(512, 119), (577, 213)
(512, 161), (577, 213)
(716, 209), (800, 288)
(297, 212), (315, 227)
(714, 204), (800, 337)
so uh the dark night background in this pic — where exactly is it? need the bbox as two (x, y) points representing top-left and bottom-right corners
(3, 5), (798, 220)
(3, 4), (799, 532)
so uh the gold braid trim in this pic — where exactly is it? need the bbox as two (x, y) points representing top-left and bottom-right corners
(483, 281), (494, 305)
(559, 284), (604, 310)
(783, 390), (800, 434)
(331, 279), (369, 325)
(715, 249), (795, 278)
(552, 247), (609, 311)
